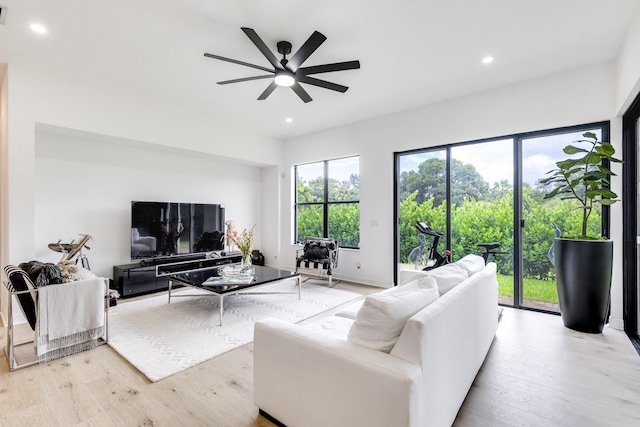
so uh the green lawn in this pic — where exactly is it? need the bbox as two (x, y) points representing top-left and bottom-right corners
(497, 274), (558, 304)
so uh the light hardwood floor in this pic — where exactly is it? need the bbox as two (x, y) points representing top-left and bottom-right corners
(1, 281), (639, 426)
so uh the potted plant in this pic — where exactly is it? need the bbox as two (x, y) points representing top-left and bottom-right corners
(540, 131), (621, 333)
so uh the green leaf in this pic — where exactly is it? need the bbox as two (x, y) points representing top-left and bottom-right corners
(583, 171), (608, 181)
(570, 177), (584, 187)
(556, 159), (581, 169)
(563, 145), (589, 154)
(565, 167), (583, 176)
(543, 187), (563, 199)
(583, 131), (597, 140)
(585, 189), (618, 199)
(596, 142), (615, 157)
(586, 153), (602, 164)
(597, 165), (613, 175)
(539, 176), (565, 184)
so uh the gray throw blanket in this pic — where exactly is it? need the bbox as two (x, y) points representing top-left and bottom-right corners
(19, 261), (64, 288)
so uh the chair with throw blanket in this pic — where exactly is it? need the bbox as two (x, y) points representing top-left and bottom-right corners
(3, 263), (108, 370)
(295, 237), (339, 287)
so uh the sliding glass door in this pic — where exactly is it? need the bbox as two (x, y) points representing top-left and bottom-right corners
(623, 92), (640, 347)
(520, 129), (603, 312)
(395, 122), (610, 313)
(450, 140), (514, 305)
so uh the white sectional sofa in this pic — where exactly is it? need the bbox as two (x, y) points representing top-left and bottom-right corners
(253, 255), (498, 427)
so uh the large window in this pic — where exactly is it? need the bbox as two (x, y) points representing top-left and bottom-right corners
(295, 156), (360, 248)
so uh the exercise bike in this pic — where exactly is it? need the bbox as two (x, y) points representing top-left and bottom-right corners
(415, 221), (450, 271)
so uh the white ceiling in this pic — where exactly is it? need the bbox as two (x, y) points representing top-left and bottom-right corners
(0, 0), (638, 140)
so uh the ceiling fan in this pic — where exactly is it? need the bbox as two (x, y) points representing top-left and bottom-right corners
(204, 27), (360, 103)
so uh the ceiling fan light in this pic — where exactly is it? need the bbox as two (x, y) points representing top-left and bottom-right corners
(274, 72), (295, 87)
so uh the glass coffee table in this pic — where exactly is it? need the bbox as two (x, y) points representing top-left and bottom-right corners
(157, 261), (301, 326)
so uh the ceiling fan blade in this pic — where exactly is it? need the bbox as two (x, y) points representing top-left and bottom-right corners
(291, 82), (313, 103)
(204, 53), (274, 73)
(297, 75), (348, 93)
(299, 60), (361, 75)
(286, 31), (327, 72)
(241, 27), (283, 70)
(258, 81), (278, 100)
(217, 75), (274, 85)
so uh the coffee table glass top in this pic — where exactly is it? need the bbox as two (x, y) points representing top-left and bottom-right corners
(169, 265), (299, 295)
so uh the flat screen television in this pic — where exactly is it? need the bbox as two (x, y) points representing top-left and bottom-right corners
(130, 201), (225, 260)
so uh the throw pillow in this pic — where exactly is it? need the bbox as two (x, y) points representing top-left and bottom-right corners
(455, 254), (486, 276)
(392, 275), (438, 294)
(58, 261), (98, 282)
(347, 287), (439, 353)
(424, 262), (469, 295)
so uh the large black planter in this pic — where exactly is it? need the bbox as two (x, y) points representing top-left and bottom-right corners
(554, 238), (613, 333)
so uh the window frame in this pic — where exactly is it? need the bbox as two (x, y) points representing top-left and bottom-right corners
(294, 156), (360, 249)
(394, 121), (611, 314)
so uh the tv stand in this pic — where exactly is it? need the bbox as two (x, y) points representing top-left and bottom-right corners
(113, 253), (242, 298)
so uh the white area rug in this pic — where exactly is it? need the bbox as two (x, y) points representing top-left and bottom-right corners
(107, 279), (360, 382)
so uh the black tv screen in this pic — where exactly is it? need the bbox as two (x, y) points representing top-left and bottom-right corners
(130, 201), (225, 259)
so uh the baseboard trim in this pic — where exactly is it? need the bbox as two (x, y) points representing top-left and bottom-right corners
(258, 409), (286, 427)
(608, 316), (624, 330)
(628, 333), (640, 356)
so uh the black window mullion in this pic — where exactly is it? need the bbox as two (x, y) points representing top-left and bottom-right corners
(445, 146), (452, 258)
(601, 125), (611, 239)
(514, 136), (523, 308)
(323, 161), (329, 238)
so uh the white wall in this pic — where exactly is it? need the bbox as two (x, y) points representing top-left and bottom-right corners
(0, 63), (8, 323)
(4, 60), (283, 264)
(616, 4), (640, 113)
(282, 64), (623, 318)
(611, 4), (640, 329)
(1, 61), (283, 322)
(34, 128), (264, 278)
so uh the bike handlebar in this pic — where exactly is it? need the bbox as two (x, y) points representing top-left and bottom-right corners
(416, 221), (443, 237)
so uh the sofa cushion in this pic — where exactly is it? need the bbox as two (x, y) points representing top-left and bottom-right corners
(399, 264), (469, 295)
(454, 254), (485, 276)
(347, 286), (439, 353)
(306, 316), (355, 340)
(334, 300), (364, 320)
(336, 276), (439, 320)
(399, 275), (439, 292)
(425, 262), (469, 295)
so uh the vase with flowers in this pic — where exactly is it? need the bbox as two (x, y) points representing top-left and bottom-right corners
(225, 221), (256, 267)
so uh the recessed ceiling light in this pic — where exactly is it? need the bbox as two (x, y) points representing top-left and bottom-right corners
(482, 56), (494, 64)
(30, 23), (47, 34)
(285, 117), (293, 123)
